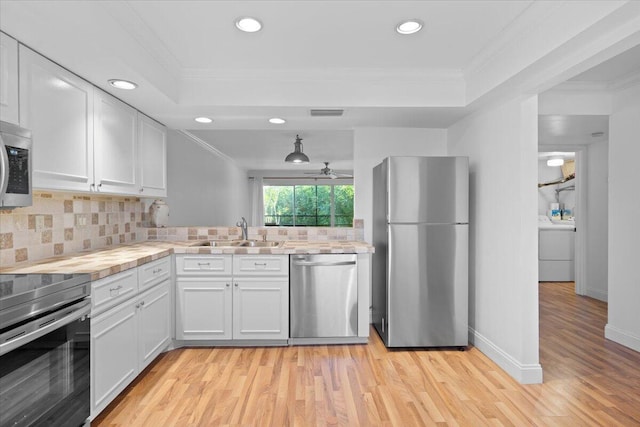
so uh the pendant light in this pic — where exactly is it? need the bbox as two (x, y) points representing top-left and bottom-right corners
(284, 135), (310, 164)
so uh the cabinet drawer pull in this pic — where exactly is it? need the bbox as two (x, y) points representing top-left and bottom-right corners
(254, 262), (267, 266)
(152, 268), (163, 274)
(197, 262), (211, 266)
(109, 285), (123, 292)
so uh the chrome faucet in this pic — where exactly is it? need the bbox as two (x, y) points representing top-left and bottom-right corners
(236, 217), (248, 240)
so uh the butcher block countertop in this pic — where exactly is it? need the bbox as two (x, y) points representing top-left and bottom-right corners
(0, 240), (374, 280)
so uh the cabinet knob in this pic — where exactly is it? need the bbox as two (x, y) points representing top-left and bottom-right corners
(234, 283), (239, 288)
(140, 188), (144, 193)
(226, 283), (230, 287)
(140, 301), (145, 306)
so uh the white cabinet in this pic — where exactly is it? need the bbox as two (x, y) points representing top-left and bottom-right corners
(232, 255), (288, 340)
(90, 257), (171, 419)
(19, 45), (95, 191)
(138, 113), (167, 197)
(138, 281), (171, 370)
(233, 279), (288, 340)
(91, 298), (137, 416)
(18, 45), (167, 196)
(176, 277), (232, 340)
(0, 32), (19, 124)
(175, 254), (289, 342)
(94, 90), (138, 194)
(539, 229), (575, 281)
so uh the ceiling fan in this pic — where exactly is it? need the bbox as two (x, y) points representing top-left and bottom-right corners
(304, 162), (353, 179)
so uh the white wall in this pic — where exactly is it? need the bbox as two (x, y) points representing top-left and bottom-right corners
(166, 130), (251, 226)
(353, 128), (448, 243)
(585, 141), (609, 301)
(448, 95), (542, 384)
(605, 83), (640, 352)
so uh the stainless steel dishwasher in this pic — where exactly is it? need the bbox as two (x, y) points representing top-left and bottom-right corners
(290, 254), (358, 338)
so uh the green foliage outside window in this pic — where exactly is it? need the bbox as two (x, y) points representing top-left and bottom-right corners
(263, 184), (353, 227)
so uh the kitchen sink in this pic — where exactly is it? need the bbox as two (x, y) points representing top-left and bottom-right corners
(191, 240), (283, 248)
(240, 240), (283, 247)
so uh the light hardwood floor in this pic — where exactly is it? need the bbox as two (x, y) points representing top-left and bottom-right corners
(93, 282), (640, 426)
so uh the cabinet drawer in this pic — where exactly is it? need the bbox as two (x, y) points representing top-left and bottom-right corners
(92, 269), (138, 315)
(176, 255), (232, 275)
(233, 255), (289, 276)
(138, 256), (171, 291)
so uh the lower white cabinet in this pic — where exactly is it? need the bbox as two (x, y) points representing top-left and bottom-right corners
(90, 258), (171, 419)
(91, 298), (137, 416)
(175, 254), (289, 341)
(138, 281), (172, 369)
(176, 278), (232, 340)
(539, 229), (575, 281)
(233, 279), (288, 340)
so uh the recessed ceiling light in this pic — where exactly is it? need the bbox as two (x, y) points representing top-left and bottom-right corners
(269, 118), (286, 124)
(235, 17), (262, 33)
(108, 79), (138, 90)
(396, 19), (423, 35)
(547, 158), (564, 167)
(194, 117), (213, 123)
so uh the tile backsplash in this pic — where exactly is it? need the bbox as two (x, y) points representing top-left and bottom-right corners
(141, 218), (365, 243)
(0, 191), (146, 267)
(0, 191), (365, 268)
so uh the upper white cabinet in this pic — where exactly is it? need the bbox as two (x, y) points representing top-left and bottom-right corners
(19, 45), (95, 191)
(94, 90), (138, 194)
(18, 44), (167, 196)
(138, 113), (167, 197)
(0, 32), (19, 124)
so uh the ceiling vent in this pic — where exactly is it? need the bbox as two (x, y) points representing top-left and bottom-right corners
(310, 109), (344, 117)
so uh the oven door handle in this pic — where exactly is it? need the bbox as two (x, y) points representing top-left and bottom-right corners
(0, 299), (91, 356)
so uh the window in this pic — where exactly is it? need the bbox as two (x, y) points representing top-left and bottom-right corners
(263, 184), (354, 227)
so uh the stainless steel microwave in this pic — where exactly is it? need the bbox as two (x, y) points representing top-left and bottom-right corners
(0, 121), (32, 209)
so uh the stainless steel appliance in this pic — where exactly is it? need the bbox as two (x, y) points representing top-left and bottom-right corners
(0, 273), (91, 427)
(372, 156), (469, 348)
(290, 254), (358, 339)
(0, 121), (33, 209)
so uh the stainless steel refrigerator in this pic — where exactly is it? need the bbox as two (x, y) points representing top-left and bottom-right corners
(372, 156), (469, 348)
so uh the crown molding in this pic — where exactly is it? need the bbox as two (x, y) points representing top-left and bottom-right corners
(99, 1), (182, 80)
(177, 130), (240, 167)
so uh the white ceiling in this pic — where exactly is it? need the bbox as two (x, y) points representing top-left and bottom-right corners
(569, 44), (640, 83)
(188, 129), (354, 171)
(538, 115), (609, 146)
(1, 1), (638, 170)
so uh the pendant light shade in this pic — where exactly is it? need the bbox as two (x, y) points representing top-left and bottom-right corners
(285, 135), (310, 164)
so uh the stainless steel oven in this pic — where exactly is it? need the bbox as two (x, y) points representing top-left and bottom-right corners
(0, 121), (32, 209)
(0, 274), (91, 427)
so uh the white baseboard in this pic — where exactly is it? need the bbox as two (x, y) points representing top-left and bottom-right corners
(605, 324), (640, 352)
(469, 327), (543, 384)
(585, 288), (608, 302)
